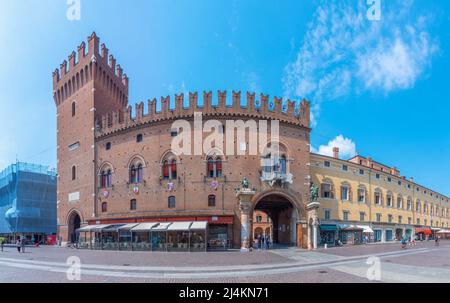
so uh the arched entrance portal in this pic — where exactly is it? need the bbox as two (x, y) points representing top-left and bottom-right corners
(253, 194), (298, 246)
(67, 212), (81, 244)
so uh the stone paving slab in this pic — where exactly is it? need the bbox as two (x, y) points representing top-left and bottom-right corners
(1, 241), (449, 283)
(0, 264), (371, 283)
(331, 261), (450, 283)
(0, 246), (293, 267)
(316, 240), (448, 257)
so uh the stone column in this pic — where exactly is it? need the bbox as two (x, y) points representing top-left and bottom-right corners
(306, 201), (320, 250)
(236, 189), (256, 252)
(313, 220), (319, 249)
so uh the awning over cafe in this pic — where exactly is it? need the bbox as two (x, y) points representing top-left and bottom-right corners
(102, 224), (126, 232)
(190, 221), (208, 230)
(415, 227), (432, 234)
(320, 224), (338, 231)
(437, 229), (450, 234)
(338, 224), (364, 231)
(151, 222), (172, 231)
(117, 223), (139, 231)
(76, 224), (111, 233)
(356, 225), (374, 233)
(130, 222), (159, 232)
(167, 221), (192, 231)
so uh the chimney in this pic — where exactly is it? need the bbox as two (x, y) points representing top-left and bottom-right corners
(332, 147), (339, 159)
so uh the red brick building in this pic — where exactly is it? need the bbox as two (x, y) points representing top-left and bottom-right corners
(53, 33), (311, 249)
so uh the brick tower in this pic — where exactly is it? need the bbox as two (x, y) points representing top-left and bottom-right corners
(52, 32), (129, 243)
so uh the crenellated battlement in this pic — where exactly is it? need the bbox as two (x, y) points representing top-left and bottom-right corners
(95, 91), (310, 138)
(53, 32), (129, 108)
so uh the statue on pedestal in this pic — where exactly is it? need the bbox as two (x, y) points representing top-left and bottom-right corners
(241, 177), (249, 190)
(310, 182), (319, 202)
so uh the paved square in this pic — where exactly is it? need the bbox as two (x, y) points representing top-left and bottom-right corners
(0, 241), (448, 283)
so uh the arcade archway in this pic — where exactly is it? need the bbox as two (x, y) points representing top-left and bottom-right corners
(67, 211), (81, 243)
(253, 194), (298, 246)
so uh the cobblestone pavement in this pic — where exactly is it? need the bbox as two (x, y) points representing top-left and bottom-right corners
(0, 240), (448, 283)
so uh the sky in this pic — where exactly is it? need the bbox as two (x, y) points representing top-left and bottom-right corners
(0, 0), (448, 196)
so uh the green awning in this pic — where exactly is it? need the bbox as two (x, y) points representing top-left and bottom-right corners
(320, 224), (338, 231)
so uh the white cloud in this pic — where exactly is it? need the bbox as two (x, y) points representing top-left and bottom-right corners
(312, 135), (357, 159)
(283, 0), (438, 125)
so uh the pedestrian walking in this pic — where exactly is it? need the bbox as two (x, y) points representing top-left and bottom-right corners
(0, 238), (4, 252)
(16, 239), (21, 253)
(435, 236), (440, 247)
(20, 238), (26, 253)
(401, 238), (407, 249)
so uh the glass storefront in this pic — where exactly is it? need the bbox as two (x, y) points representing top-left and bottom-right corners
(190, 230), (206, 252)
(118, 230), (133, 250)
(77, 221), (211, 252)
(102, 231), (119, 250)
(319, 224), (337, 245)
(91, 232), (102, 250)
(208, 224), (228, 250)
(167, 231), (190, 252)
(340, 230), (363, 245)
(132, 232), (151, 251)
(151, 231), (167, 251)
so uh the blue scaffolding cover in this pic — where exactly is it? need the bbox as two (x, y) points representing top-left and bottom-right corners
(0, 162), (56, 235)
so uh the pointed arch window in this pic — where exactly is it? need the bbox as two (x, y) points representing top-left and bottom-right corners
(261, 152), (288, 175)
(161, 153), (177, 180)
(206, 156), (223, 178)
(216, 158), (222, 178)
(100, 169), (112, 188)
(137, 164), (143, 183)
(207, 157), (215, 178)
(130, 162), (144, 184)
(280, 155), (287, 174)
(163, 160), (170, 179)
(171, 159), (177, 179)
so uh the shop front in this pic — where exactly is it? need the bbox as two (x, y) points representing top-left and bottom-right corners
(437, 229), (450, 239)
(357, 225), (374, 243)
(131, 222), (159, 251)
(76, 221), (208, 252)
(395, 228), (404, 241)
(404, 227), (413, 241)
(431, 228), (441, 240)
(415, 227), (432, 241)
(385, 229), (393, 242)
(208, 224), (229, 250)
(374, 229), (382, 242)
(167, 222), (192, 252)
(339, 224), (363, 245)
(319, 224), (338, 246)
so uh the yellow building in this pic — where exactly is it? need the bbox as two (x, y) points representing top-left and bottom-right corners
(310, 149), (450, 246)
